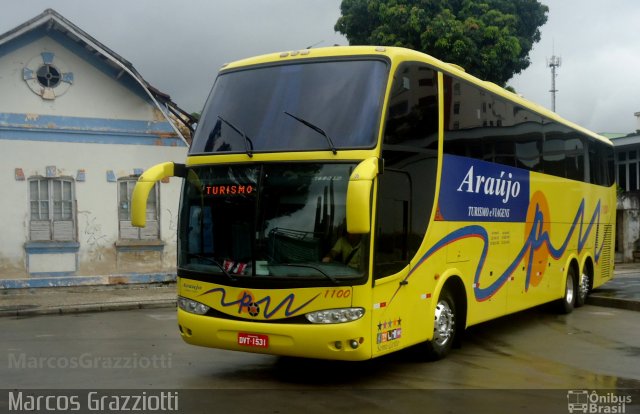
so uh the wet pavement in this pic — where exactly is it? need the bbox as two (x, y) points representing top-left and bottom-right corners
(2, 306), (638, 411)
(0, 283), (176, 317)
(0, 263), (639, 317)
(588, 263), (640, 312)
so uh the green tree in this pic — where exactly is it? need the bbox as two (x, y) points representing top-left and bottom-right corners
(335, 0), (548, 86)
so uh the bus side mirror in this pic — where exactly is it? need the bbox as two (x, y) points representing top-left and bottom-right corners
(132, 162), (185, 227)
(346, 157), (379, 234)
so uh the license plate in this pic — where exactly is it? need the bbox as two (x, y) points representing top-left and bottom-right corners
(237, 332), (269, 348)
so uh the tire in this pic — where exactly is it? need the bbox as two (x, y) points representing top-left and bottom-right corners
(556, 266), (576, 314)
(575, 270), (590, 308)
(424, 289), (456, 360)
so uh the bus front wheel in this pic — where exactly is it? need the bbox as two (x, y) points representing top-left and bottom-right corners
(424, 289), (456, 360)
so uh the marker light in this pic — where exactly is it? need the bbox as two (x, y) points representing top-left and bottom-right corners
(305, 308), (365, 324)
(177, 296), (210, 315)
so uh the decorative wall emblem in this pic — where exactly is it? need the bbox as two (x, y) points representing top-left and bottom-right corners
(23, 52), (74, 100)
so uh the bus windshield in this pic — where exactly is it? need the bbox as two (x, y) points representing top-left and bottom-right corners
(190, 59), (388, 154)
(179, 163), (368, 286)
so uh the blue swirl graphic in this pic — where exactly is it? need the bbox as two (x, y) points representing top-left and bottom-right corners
(199, 288), (320, 319)
(391, 198), (604, 304)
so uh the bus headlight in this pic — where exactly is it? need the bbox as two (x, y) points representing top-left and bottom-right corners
(177, 296), (210, 315)
(305, 308), (365, 324)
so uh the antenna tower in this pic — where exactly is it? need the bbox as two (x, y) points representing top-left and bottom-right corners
(547, 54), (561, 112)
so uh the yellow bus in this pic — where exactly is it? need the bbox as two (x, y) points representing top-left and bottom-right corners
(132, 46), (616, 361)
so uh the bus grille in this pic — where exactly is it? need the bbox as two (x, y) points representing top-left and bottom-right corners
(599, 224), (612, 279)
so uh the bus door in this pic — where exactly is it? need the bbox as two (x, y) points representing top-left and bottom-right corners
(370, 170), (426, 355)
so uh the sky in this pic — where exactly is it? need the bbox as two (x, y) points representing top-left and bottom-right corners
(1, 0), (639, 134)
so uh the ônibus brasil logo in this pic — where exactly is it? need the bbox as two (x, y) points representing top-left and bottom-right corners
(567, 390), (632, 413)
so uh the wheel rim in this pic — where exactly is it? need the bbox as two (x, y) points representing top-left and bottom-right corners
(433, 300), (455, 347)
(578, 273), (589, 302)
(565, 273), (575, 304)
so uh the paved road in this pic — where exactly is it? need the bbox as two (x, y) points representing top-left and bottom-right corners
(1, 306), (639, 413)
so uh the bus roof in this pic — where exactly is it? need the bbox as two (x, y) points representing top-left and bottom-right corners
(220, 46), (611, 146)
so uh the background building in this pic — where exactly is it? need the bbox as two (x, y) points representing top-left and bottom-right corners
(610, 113), (640, 263)
(0, 9), (188, 287)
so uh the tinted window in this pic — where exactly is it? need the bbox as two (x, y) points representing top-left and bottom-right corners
(375, 171), (411, 277)
(442, 74), (615, 186)
(590, 139), (615, 186)
(376, 62), (438, 278)
(515, 136), (541, 171)
(542, 120), (616, 184)
(542, 121), (586, 181)
(443, 75), (543, 171)
(565, 135), (585, 182)
(542, 122), (567, 178)
(384, 63), (438, 148)
(191, 59), (388, 154)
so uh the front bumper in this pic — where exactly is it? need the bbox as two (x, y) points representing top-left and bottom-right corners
(177, 308), (372, 361)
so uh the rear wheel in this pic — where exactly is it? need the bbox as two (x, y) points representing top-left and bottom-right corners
(556, 266), (576, 314)
(575, 270), (590, 307)
(424, 289), (456, 360)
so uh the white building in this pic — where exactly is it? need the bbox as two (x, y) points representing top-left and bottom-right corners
(0, 9), (189, 288)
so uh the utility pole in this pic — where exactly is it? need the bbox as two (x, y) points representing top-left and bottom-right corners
(547, 54), (561, 112)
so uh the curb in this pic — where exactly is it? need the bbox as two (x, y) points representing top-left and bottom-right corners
(0, 299), (176, 318)
(0, 273), (177, 289)
(586, 296), (640, 312)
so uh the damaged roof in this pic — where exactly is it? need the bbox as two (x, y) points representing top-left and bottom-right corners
(0, 8), (195, 138)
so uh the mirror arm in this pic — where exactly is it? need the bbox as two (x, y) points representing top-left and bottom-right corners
(131, 162), (185, 227)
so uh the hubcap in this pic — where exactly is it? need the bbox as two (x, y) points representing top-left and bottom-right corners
(433, 300), (455, 346)
(565, 274), (575, 304)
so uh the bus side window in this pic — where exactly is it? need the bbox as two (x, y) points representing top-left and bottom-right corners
(443, 75), (544, 171)
(375, 171), (410, 277)
(376, 62), (439, 279)
(590, 139), (615, 187)
(565, 134), (585, 182)
(383, 62), (438, 148)
(542, 134), (566, 178)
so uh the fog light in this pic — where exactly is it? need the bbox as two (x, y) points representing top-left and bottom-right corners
(334, 341), (342, 350)
(349, 340), (359, 349)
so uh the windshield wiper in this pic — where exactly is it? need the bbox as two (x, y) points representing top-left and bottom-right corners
(217, 115), (254, 157)
(279, 263), (339, 285)
(284, 111), (337, 154)
(188, 254), (237, 282)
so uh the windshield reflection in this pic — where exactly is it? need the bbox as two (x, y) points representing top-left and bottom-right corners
(190, 59), (388, 154)
(179, 163), (368, 286)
